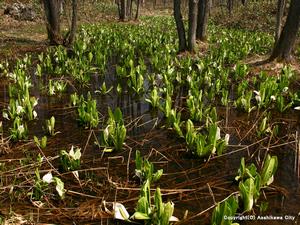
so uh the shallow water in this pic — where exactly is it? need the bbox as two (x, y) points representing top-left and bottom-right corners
(0, 58), (300, 225)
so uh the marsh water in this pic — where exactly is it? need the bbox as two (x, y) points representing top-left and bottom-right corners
(0, 58), (300, 225)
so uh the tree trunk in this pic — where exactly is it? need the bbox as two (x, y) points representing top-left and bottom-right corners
(188, 0), (198, 52)
(227, 0), (233, 14)
(275, 0), (286, 43)
(120, 0), (126, 20)
(270, 0), (300, 61)
(196, 0), (210, 41)
(42, 0), (62, 45)
(207, 0), (211, 15)
(64, 0), (78, 46)
(153, 0), (157, 9)
(117, 0), (121, 18)
(135, 0), (141, 20)
(126, 0), (131, 17)
(174, 0), (187, 52)
(129, 0), (133, 18)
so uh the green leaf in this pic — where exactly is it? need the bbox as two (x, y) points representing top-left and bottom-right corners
(34, 136), (40, 146)
(117, 83), (122, 94)
(131, 211), (151, 220)
(161, 202), (174, 225)
(135, 150), (142, 171)
(208, 123), (218, 154)
(153, 169), (163, 182)
(107, 107), (114, 121)
(139, 179), (151, 208)
(259, 201), (269, 213)
(136, 196), (149, 214)
(53, 177), (66, 199)
(210, 107), (218, 123)
(114, 107), (123, 124)
(235, 157), (246, 181)
(154, 187), (163, 217)
(236, 157), (259, 182)
(261, 154), (278, 186)
(239, 178), (255, 212)
(69, 146), (81, 160)
(50, 116), (55, 129)
(41, 136), (47, 149)
(211, 195), (238, 225)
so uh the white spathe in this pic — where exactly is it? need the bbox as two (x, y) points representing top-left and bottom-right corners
(42, 172), (53, 184)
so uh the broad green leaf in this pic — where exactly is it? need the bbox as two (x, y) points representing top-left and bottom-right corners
(53, 177), (65, 199)
(161, 202), (174, 225)
(153, 169), (163, 182)
(211, 195), (238, 225)
(131, 211), (150, 220)
(239, 178), (255, 212)
(154, 187), (163, 217)
(34, 136), (40, 146)
(41, 136), (47, 148)
(136, 196), (149, 214)
(114, 107), (123, 124)
(261, 155), (278, 186)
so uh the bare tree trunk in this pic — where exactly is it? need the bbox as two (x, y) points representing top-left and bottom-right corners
(42, 0), (62, 45)
(153, 0), (157, 9)
(275, 0), (286, 43)
(188, 0), (198, 52)
(129, 0), (133, 18)
(135, 0), (141, 20)
(120, 0), (126, 20)
(117, 0), (121, 18)
(196, 0), (210, 41)
(227, 0), (233, 14)
(208, 0), (211, 14)
(174, 0), (187, 52)
(64, 0), (78, 46)
(182, 0), (188, 15)
(126, 0), (131, 17)
(270, 0), (300, 61)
